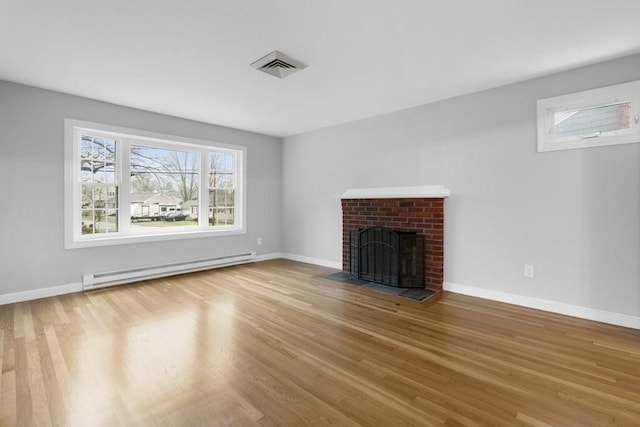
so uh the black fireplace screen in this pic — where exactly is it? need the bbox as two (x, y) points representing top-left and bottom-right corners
(350, 226), (425, 288)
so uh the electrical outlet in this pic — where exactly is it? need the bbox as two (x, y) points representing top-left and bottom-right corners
(523, 264), (534, 278)
(257, 237), (262, 246)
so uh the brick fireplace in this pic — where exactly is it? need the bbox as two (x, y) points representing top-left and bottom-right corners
(341, 186), (449, 290)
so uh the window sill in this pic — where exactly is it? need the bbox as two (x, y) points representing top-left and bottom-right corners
(65, 226), (245, 249)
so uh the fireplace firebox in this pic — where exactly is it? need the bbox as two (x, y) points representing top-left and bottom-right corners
(350, 226), (425, 288)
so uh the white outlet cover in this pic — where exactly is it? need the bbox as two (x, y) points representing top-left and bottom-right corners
(524, 264), (534, 278)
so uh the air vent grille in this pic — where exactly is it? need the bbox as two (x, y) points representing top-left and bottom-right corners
(251, 50), (307, 79)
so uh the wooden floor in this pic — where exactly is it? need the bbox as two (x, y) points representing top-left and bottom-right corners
(1, 260), (639, 426)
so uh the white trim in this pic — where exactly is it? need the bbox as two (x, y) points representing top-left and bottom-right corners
(281, 253), (342, 270)
(340, 185), (450, 199)
(254, 252), (285, 262)
(67, 227), (246, 249)
(444, 281), (640, 330)
(0, 283), (83, 306)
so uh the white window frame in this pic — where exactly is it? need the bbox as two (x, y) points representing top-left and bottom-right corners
(64, 119), (247, 249)
(537, 80), (640, 152)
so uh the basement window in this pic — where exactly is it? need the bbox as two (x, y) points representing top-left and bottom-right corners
(65, 119), (246, 248)
(537, 80), (640, 152)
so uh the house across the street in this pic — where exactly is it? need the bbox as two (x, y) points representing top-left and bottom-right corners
(130, 193), (180, 218)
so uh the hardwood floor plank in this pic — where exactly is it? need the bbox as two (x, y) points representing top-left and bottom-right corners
(0, 367), (16, 427)
(22, 304), (52, 427)
(43, 325), (75, 424)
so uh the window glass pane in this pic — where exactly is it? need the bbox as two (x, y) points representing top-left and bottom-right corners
(106, 186), (118, 208)
(208, 153), (235, 226)
(130, 145), (198, 228)
(553, 102), (632, 139)
(93, 185), (107, 207)
(80, 208), (105, 234)
(80, 170), (93, 181)
(81, 183), (93, 208)
(91, 209), (108, 234)
(93, 161), (105, 184)
(81, 210), (94, 235)
(93, 137), (109, 160)
(105, 210), (118, 233)
(209, 153), (233, 187)
(104, 158), (116, 184)
(81, 137), (92, 159)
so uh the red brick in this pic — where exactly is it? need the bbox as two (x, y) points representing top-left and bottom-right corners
(341, 197), (446, 289)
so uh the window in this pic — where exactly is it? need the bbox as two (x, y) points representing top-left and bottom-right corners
(80, 134), (119, 235)
(209, 152), (235, 226)
(65, 120), (246, 248)
(537, 80), (640, 152)
(129, 144), (199, 230)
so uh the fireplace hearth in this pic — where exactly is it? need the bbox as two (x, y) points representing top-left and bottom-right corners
(350, 226), (425, 288)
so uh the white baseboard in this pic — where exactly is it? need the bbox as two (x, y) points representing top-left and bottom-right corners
(281, 253), (342, 270)
(0, 282), (83, 306)
(444, 281), (640, 330)
(254, 252), (285, 262)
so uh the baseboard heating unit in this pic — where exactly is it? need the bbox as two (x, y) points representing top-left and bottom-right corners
(82, 252), (256, 291)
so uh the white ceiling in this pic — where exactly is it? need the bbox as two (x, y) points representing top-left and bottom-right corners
(2, 1), (640, 137)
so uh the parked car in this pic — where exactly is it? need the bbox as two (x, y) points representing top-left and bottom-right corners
(164, 212), (188, 222)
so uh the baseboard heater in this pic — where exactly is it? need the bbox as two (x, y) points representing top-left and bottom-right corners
(82, 252), (256, 291)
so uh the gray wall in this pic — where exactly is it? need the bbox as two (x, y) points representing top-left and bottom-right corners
(0, 81), (282, 294)
(282, 54), (640, 317)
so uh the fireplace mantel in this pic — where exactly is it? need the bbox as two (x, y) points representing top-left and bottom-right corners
(340, 185), (451, 199)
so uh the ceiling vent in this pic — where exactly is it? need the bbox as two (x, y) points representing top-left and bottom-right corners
(251, 50), (307, 79)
